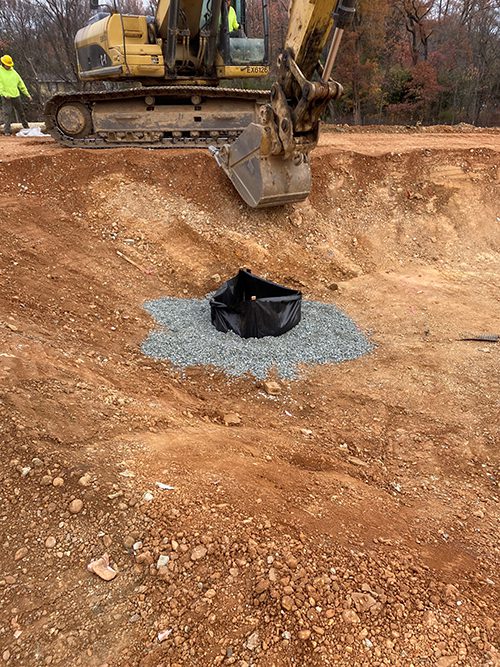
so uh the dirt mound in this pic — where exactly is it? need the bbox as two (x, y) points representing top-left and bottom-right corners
(0, 133), (499, 667)
(325, 122), (500, 134)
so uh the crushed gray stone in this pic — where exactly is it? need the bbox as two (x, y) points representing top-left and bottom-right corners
(141, 296), (373, 379)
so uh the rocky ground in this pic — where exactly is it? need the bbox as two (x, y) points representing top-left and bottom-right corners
(0, 128), (499, 666)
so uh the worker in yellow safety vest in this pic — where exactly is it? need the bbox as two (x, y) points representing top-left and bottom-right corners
(0, 54), (31, 136)
(226, 0), (243, 36)
(227, 0), (239, 33)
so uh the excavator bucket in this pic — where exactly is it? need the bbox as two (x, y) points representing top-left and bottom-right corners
(211, 123), (311, 209)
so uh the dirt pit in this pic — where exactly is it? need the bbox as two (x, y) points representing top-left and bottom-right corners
(0, 130), (499, 667)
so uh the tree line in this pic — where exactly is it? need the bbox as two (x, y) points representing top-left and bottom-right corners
(1, 0), (498, 125)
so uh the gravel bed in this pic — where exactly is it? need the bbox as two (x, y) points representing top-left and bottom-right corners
(141, 297), (373, 379)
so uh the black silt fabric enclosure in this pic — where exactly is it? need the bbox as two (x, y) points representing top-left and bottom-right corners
(210, 269), (302, 339)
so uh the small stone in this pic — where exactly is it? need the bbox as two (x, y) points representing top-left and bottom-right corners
(484, 617), (495, 631)
(52, 477), (64, 487)
(422, 610), (438, 627)
(298, 630), (311, 640)
(255, 579), (269, 594)
(123, 536), (135, 549)
(156, 554), (170, 569)
(263, 381), (281, 396)
(436, 657), (458, 667)
(245, 631), (260, 651)
(205, 588), (216, 598)
(45, 536), (56, 549)
(2, 650), (10, 662)
(78, 474), (92, 487)
(157, 628), (173, 643)
(191, 545), (207, 561)
(135, 551), (153, 565)
(14, 547), (28, 561)
(69, 499), (83, 514)
(342, 609), (360, 624)
(21, 466), (31, 477)
(223, 413), (241, 427)
(41, 475), (52, 486)
(87, 553), (118, 581)
(347, 456), (368, 467)
(102, 535), (112, 548)
(282, 631), (291, 641)
(281, 595), (294, 611)
(351, 592), (377, 613)
(143, 492), (154, 502)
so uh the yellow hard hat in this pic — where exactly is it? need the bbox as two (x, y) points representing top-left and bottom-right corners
(1, 55), (14, 67)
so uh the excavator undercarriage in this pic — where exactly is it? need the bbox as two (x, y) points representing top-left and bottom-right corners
(45, 86), (270, 149)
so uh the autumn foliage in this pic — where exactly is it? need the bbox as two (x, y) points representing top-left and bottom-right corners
(271, 0), (499, 125)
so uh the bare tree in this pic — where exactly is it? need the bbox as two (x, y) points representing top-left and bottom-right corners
(397, 0), (435, 63)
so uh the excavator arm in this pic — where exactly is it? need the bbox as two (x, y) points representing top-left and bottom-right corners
(213, 0), (356, 208)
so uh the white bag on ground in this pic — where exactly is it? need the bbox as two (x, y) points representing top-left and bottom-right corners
(16, 127), (50, 137)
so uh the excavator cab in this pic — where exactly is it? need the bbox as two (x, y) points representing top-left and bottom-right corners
(79, 0), (269, 83)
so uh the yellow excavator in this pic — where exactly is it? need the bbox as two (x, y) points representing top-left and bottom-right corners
(45, 0), (356, 207)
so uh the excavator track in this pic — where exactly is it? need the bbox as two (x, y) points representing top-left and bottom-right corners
(44, 85), (270, 149)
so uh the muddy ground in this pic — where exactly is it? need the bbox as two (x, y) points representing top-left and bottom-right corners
(0, 129), (499, 667)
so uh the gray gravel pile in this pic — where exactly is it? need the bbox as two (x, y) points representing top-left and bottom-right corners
(141, 297), (373, 379)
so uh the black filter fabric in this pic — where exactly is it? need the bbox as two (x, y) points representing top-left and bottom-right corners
(210, 269), (302, 339)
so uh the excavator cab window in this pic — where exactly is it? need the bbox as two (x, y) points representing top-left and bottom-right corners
(220, 0), (269, 66)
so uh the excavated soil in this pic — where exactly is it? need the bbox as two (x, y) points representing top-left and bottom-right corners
(0, 130), (499, 667)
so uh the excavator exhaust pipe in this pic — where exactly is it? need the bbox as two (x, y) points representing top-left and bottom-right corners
(211, 123), (311, 209)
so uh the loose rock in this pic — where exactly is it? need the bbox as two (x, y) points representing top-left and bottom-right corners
(87, 553), (118, 581)
(342, 609), (361, 624)
(69, 499), (83, 514)
(245, 631), (260, 651)
(191, 545), (208, 561)
(14, 547), (28, 561)
(223, 413), (241, 426)
(78, 474), (92, 487)
(263, 381), (281, 396)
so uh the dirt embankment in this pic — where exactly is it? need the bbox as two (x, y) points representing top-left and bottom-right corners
(0, 131), (499, 667)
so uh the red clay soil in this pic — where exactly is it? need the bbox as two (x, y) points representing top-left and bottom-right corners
(0, 129), (499, 667)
